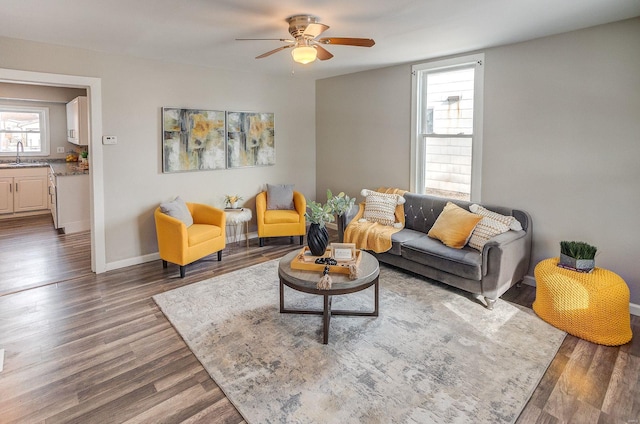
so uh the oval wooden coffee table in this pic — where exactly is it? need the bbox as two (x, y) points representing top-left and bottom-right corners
(278, 249), (380, 344)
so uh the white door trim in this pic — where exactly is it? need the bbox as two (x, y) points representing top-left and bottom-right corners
(0, 68), (106, 273)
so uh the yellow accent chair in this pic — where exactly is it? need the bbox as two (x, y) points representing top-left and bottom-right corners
(154, 202), (226, 278)
(256, 190), (306, 247)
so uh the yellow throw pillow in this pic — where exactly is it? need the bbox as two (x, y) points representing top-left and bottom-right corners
(427, 202), (483, 249)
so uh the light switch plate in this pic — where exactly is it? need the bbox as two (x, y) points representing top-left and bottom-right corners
(102, 136), (117, 145)
(56, 147), (65, 153)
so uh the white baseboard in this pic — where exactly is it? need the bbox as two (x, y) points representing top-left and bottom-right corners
(105, 232), (260, 272)
(522, 275), (536, 287)
(105, 252), (160, 271)
(0, 348), (4, 373)
(630, 302), (640, 317)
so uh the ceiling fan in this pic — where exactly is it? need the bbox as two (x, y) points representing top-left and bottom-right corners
(236, 15), (375, 65)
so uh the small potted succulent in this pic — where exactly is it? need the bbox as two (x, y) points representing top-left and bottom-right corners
(224, 194), (243, 209)
(305, 199), (335, 256)
(558, 241), (597, 273)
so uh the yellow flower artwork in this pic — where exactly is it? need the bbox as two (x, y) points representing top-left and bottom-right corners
(162, 108), (226, 172)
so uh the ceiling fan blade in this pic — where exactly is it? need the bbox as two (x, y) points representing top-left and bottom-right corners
(317, 37), (375, 47)
(314, 45), (334, 61)
(303, 23), (329, 38)
(236, 38), (294, 43)
(255, 45), (292, 59)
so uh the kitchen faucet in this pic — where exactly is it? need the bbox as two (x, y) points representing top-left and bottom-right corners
(16, 140), (24, 164)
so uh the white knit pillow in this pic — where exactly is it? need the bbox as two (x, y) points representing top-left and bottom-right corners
(469, 204), (522, 231)
(468, 217), (510, 251)
(361, 189), (404, 226)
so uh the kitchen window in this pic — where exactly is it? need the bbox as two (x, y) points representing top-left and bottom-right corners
(411, 54), (484, 201)
(0, 105), (50, 156)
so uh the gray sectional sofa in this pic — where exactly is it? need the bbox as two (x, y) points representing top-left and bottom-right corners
(361, 192), (532, 309)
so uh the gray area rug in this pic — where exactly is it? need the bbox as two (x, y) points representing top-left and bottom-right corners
(153, 260), (565, 424)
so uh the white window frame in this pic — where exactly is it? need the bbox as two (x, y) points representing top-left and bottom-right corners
(410, 53), (484, 202)
(0, 105), (50, 157)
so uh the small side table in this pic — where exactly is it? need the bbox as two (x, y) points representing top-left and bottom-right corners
(225, 208), (252, 247)
(533, 257), (632, 346)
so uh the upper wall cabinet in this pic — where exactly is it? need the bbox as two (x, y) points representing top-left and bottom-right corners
(66, 96), (88, 145)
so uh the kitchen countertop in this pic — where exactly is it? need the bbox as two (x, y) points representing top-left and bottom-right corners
(0, 159), (89, 176)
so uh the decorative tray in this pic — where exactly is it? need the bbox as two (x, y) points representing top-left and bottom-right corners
(290, 246), (361, 275)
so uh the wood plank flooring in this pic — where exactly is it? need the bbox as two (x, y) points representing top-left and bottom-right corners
(0, 215), (638, 423)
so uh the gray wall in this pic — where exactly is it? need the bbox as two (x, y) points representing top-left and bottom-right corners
(0, 36), (316, 266)
(316, 18), (640, 304)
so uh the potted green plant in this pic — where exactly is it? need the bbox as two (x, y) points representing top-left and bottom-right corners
(326, 189), (355, 242)
(305, 199), (335, 256)
(559, 241), (597, 273)
(224, 194), (243, 209)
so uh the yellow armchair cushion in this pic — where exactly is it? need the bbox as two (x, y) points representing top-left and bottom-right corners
(188, 224), (223, 246)
(264, 210), (301, 224)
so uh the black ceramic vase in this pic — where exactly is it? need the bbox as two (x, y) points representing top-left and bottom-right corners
(307, 223), (329, 256)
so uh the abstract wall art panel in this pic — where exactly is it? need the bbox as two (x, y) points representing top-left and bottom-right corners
(226, 111), (275, 168)
(162, 107), (226, 173)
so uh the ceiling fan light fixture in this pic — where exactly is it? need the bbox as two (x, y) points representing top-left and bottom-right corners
(291, 46), (317, 64)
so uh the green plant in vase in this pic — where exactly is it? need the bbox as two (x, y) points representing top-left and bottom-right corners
(305, 199), (335, 256)
(326, 189), (355, 242)
(559, 241), (597, 272)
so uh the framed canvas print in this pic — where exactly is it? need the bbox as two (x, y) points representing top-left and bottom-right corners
(226, 111), (275, 168)
(162, 107), (226, 173)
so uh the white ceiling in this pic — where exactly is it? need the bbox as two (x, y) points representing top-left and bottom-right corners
(2, 0), (639, 80)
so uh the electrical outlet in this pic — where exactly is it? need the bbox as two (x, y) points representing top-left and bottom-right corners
(56, 147), (65, 153)
(102, 136), (117, 145)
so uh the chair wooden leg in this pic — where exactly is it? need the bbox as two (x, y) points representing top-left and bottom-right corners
(299, 235), (304, 245)
(162, 260), (168, 269)
(218, 250), (222, 261)
(259, 238), (264, 247)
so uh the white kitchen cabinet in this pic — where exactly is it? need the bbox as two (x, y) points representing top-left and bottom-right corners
(66, 96), (89, 145)
(53, 173), (90, 233)
(0, 167), (48, 216)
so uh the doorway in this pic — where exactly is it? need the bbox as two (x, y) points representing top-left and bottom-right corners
(0, 68), (105, 275)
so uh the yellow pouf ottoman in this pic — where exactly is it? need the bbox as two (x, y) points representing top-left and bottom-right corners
(533, 258), (632, 346)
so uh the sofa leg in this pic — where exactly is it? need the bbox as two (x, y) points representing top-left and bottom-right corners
(289, 236), (294, 244)
(162, 260), (168, 269)
(259, 238), (264, 247)
(484, 297), (496, 310)
(218, 250), (222, 261)
(179, 265), (186, 278)
(299, 235), (304, 245)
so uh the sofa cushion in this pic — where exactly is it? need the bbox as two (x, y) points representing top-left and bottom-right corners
(401, 235), (482, 280)
(160, 196), (193, 227)
(387, 228), (426, 256)
(427, 202), (482, 249)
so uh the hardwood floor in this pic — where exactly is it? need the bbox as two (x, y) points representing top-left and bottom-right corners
(0, 215), (638, 423)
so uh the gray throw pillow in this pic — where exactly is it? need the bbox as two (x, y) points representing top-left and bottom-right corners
(266, 184), (295, 210)
(160, 196), (193, 227)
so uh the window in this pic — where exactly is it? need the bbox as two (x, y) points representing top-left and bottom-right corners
(0, 105), (50, 156)
(411, 54), (484, 201)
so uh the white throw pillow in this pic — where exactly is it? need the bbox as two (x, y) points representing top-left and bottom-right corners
(160, 196), (193, 227)
(468, 217), (510, 251)
(469, 204), (522, 231)
(361, 189), (405, 226)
